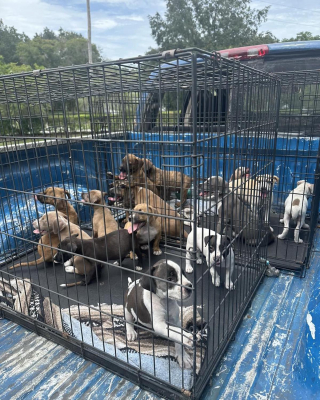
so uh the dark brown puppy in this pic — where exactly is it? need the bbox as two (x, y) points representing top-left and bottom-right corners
(144, 159), (192, 206)
(11, 211), (90, 269)
(109, 179), (188, 239)
(54, 229), (143, 285)
(36, 187), (78, 225)
(81, 190), (118, 237)
(119, 154), (159, 195)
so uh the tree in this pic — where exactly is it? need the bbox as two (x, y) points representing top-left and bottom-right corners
(282, 31), (320, 42)
(0, 19), (29, 64)
(0, 55), (37, 75)
(149, 0), (277, 52)
(16, 27), (101, 68)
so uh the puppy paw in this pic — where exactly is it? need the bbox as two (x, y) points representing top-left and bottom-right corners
(176, 352), (193, 369)
(303, 223), (310, 229)
(295, 238), (303, 244)
(126, 329), (137, 342)
(64, 259), (73, 267)
(280, 218), (284, 224)
(278, 234), (285, 240)
(135, 265), (143, 271)
(65, 266), (75, 273)
(129, 251), (138, 260)
(141, 245), (149, 250)
(113, 261), (119, 266)
(270, 226), (274, 232)
(153, 249), (162, 255)
(225, 281), (235, 291)
(196, 258), (202, 264)
(212, 276), (221, 287)
(185, 265), (193, 274)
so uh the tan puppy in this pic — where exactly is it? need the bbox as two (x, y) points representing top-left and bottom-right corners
(125, 203), (162, 257)
(109, 180), (187, 239)
(119, 154), (159, 195)
(144, 159), (191, 206)
(11, 212), (91, 271)
(81, 190), (118, 237)
(36, 187), (78, 225)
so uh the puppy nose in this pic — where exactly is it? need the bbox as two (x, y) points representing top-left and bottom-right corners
(186, 282), (193, 289)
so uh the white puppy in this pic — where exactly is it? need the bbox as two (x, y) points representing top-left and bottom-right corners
(185, 228), (235, 290)
(124, 259), (196, 369)
(278, 180), (314, 243)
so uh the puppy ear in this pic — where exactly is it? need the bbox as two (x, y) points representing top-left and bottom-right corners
(297, 180), (306, 186)
(204, 235), (215, 247)
(140, 265), (157, 293)
(64, 190), (71, 199)
(272, 176), (279, 184)
(52, 216), (68, 234)
(148, 205), (155, 214)
(144, 159), (153, 172)
(229, 173), (234, 181)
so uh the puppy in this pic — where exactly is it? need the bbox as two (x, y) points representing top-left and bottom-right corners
(278, 180), (314, 243)
(109, 179), (188, 239)
(185, 228), (234, 290)
(125, 203), (162, 256)
(81, 190), (118, 237)
(54, 229), (143, 285)
(229, 167), (250, 183)
(11, 212), (91, 272)
(144, 158), (191, 206)
(124, 259), (195, 369)
(229, 170), (279, 228)
(206, 176), (274, 246)
(36, 187), (78, 225)
(200, 176), (228, 204)
(118, 154), (159, 195)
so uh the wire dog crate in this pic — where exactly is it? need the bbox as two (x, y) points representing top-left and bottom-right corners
(265, 70), (320, 274)
(0, 49), (280, 399)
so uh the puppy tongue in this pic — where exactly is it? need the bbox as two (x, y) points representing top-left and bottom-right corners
(119, 172), (127, 180)
(263, 193), (267, 198)
(33, 229), (40, 234)
(34, 195), (38, 201)
(108, 197), (116, 201)
(81, 199), (86, 202)
(127, 223), (140, 234)
(246, 174), (250, 178)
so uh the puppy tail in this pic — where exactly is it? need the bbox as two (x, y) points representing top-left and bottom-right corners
(10, 256), (46, 269)
(60, 281), (84, 288)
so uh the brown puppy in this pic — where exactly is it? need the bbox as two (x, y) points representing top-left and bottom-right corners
(109, 180), (187, 239)
(144, 159), (191, 206)
(119, 154), (159, 195)
(11, 212), (91, 270)
(81, 190), (118, 237)
(125, 203), (162, 257)
(36, 187), (78, 225)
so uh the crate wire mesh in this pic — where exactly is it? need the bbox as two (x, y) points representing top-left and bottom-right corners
(0, 49), (280, 399)
(266, 70), (320, 274)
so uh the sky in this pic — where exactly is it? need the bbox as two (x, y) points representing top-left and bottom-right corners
(1, 0), (320, 61)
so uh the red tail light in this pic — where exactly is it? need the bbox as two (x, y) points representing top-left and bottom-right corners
(219, 45), (269, 60)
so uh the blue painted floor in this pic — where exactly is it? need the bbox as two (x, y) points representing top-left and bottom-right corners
(1, 234), (320, 399)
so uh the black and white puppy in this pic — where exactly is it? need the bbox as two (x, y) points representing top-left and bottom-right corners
(185, 228), (235, 290)
(124, 259), (196, 369)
